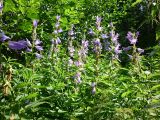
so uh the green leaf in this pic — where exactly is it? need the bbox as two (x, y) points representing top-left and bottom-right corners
(20, 93), (38, 101)
(131, 0), (142, 7)
(151, 84), (160, 90)
(16, 82), (32, 88)
(121, 91), (132, 98)
(25, 101), (48, 109)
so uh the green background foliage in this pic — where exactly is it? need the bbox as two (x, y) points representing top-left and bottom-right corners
(0, 0), (160, 119)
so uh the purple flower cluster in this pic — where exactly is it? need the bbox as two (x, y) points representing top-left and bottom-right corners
(114, 44), (121, 55)
(124, 31), (144, 61)
(126, 31), (139, 45)
(68, 46), (75, 58)
(54, 15), (63, 34)
(72, 40), (89, 84)
(110, 30), (119, 44)
(26, 37), (43, 59)
(74, 72), (81, 83)
(101, 34), (108, 39)
(93, 38), (102, 55)
(34, 39), (43, 59)
(52, 16), (63, 54)
(35, 39), (43, 51)
(101, 34), (111, 51)
(68, 25), (75, 66)
(108, 24), (121, 59)
(78, 40), (89, 60)
(96, 16), (103, 31)
(68, 24), (75, 40)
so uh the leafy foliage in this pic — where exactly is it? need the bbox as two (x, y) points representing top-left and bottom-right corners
(0, 0), (160, 119)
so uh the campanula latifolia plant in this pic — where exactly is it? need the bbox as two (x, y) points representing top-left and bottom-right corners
(0, 0), (160, 119)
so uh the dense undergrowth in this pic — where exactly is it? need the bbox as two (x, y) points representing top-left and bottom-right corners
(0, 0), (160, 120)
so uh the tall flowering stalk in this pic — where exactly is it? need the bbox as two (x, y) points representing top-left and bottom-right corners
(96, 16), (103, 32)
(126, 31), (142, 63)
(31, 20), (43, 59)
(109, 23), (121, 61)
(74, 39), (89, 84)
(68, 24), (75, 67)
(93, 16), (103, 78)
(126, 31), (144, 73)
(88, 16), (103, 93)
(48, 15), (62, 58)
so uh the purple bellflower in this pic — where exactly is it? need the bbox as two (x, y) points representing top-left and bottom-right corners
(74, 60), (83, 67)
(35, 45), (43, 51)
(123, 46), (132, 51)
(96, 16), (103, 31)
(114, 44), (121, 54)
(68, 59), (74, 66)
(88, 28), (95, 36)
(35, 39), (42, 45)
(68, 46), (75, 57)
(35, 53), (43, 59)
(93, 38), (102, 54)
(137, 48), (144, 54)
(34, 39), (43, 51)
(78, 40), (89, 59)
(74, 72), (81, 83)
(96, 16), (101, 27)
(0, 33), (10, 42)
(33, 20), (38, 28)
(68, 25), (74, 36)
(54, 37), (61, 45)
(110, 30), (119, 44)
(8, 40), (27, 50)
(101, 34), (109, 39)
(91, 82), (96, 88)
(126, 31), (139, 45)
(26, 47), (32, 52)
(108, 22), (114, 28)
(56, 15), (60, 21)
(0, 3), (3, 11)
(26, 39), (32, 47)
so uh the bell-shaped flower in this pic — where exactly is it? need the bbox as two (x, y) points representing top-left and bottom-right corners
(35, 53), (43, 59)
(8, 40), (27, 50)
(0, 33), (10, 42)
(33, 20), (38, 27)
